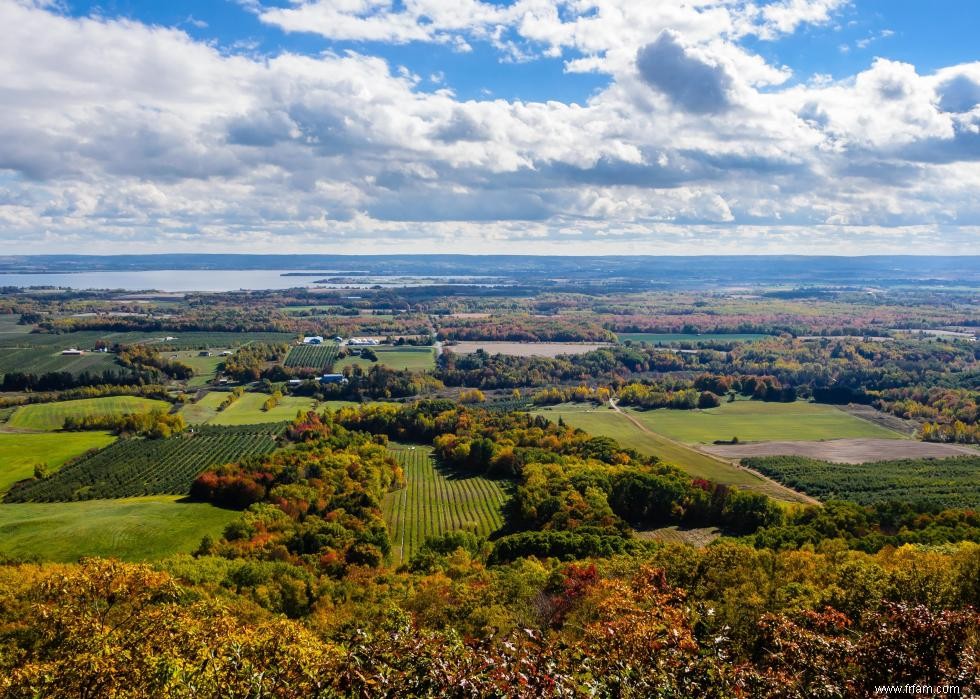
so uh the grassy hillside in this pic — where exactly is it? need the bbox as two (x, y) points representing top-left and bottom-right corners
(626, 400), (901, 444)
(0, 432), (116, 494)
(0, 496), (239, 561)
(383, 446), (507, 564)
(6, 396), (171, 432)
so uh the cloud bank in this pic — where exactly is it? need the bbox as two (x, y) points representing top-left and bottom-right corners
(0, 0), (978, 254)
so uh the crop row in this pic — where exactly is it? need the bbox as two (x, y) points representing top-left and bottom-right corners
(745, 455), (980, 508)
(5, 429), (279, 503)
(383, 447), (507, 564)
(283, 343), (339, 370)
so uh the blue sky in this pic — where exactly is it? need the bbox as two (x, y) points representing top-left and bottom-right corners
(0, 0), (978, 254)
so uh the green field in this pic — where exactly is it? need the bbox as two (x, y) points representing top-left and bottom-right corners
(5, 396), (171, 431)
(170, 350), (226, 387)
(284, 343), (339, 370)
(5, 425), (282, 502)
(533, 405), (766, 485)
(746, 455), (980, 508)
(0, 432), (116, 494)
(617, 332), (772, 344)
(337, 346), (436, 372)
(531, 404), (808, 502)
(626, 400), (901, 444)
(0, 496), (239, 562)
(383, 446), (508, 564)
(181, 392), (319, 425)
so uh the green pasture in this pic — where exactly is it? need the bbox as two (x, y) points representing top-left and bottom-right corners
(626, 400), (901, 444)
(336, 346), (436, 372)
(0, 432), (116, 494)
(0, 496), (239, 562)
(181, 392), (318, 425)
(6, 396), (170, 432)
(531, 404), (809, 502)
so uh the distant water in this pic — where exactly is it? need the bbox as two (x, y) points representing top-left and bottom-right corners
(0, 269), (491, 292)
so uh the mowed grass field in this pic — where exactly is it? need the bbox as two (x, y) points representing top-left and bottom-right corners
(337, 346), (436, 372)
(383, 446), (508, 564)
(6, 396), (171, 431)
(626, 400), (902, 444)
(0, 432), (116, 494)
(0, 496), (239, 562)
(532, 405), (809, 502)
(181, 392), (318, 425)
(170, 350), (226, 388)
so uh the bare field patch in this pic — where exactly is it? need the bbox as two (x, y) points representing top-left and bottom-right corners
(703, 438), (978, 464)
(635, 526), (721, 547)
(837, 403), (917, 436)
(448, 341), (613, 357)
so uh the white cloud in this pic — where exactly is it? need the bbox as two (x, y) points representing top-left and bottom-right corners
(0, 0), (977, 254)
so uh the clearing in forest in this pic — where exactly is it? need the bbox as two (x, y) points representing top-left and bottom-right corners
(382, 445), (508, 564)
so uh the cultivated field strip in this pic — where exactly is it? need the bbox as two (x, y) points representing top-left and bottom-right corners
(284, 343), (339, 370)
(5, 425), (283, 502)
(382, 446), (507, 564)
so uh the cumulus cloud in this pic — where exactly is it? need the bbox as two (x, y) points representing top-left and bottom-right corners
(0, 0), (977, 254)
(937, 73), (980, 113)
(636, 32), (734, 113)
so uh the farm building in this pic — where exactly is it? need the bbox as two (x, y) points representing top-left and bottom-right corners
(348, 337), (380, 346)
(303, 336), (324, 345)
(60, 348), (83, 355)
(287, 379), (303, 386)
(199, 351), (213, 357)
(319, 374), (348, 385)
(219, 350), (233, 356)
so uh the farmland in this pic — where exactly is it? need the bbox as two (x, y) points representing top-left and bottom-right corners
(0, 432), (117, 494)
(746, 454), (980, 508)
(180, 391), (319, 425)
(446, 341), (613, 357)
(531, 404), (812, 502)
(0, 346), (118, 377)
(284, 343), (339, 370)
(617, 332), (772, 344)
(5, 425), (282, 502)
(703, 438), (978, 463)
(171, 350), (225, 387)
(0, 496), (239, 561)
(382, 445), (508, 564)
(626, 400), (902, 444)
(6, 395), (170, 431)
(337, 346), (436, 371)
